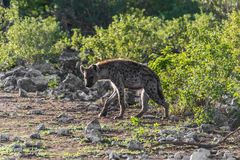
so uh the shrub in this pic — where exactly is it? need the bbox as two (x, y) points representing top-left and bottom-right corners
(149, 12), (239, 116)
(81, 9), (163, 63)
(0, 16), (65, 71)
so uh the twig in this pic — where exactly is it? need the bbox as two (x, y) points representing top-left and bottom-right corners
(153, 127), (240, 149)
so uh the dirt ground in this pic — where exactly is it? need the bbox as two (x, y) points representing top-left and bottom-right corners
(0, 91), (239, 160)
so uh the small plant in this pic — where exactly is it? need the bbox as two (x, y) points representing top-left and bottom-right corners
(48, 78), (59, 89)
(130, 116), (141, 126)
(193, 106), (214, 126)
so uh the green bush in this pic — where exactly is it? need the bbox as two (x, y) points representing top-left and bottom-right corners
(0, 15), (65, 71)
(81, 9), (163, 63)
(149, 12), (240, 116)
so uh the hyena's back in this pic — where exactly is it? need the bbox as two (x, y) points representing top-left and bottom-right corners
(97, 59), (161, 90)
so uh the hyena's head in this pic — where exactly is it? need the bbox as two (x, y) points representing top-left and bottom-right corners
(80, 64), (99, 88)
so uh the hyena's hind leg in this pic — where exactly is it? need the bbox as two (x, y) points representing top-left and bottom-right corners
(145, 84), (169, 118)
(99, 90), (117, 117)
(135, 89), (149, 118)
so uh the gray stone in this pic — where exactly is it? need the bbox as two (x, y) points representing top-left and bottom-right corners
(30, 133), (41, 139)
(57, 128), (71, 136)
(108, 151), (120, 160)
(30, 109), (44, 115)
(166, 135), (176, 141)
(32, 62), (57, 75)
(85, 119), (101, 134)
(17, 77), (37, 92)
(59, 49), (79, 74)
(62, 73), (84, 91)
(3, 76), (17, 88)
(56, 113), (73, 123)
(174, 151), (185, 160)
(85, 129), (102, 143)
(213, 109), (228, 126)
(190, 148), (210, 160)
(223, 151), (235, 159)
(159, 129), (177, 135)
(18, 88), (28, 97)
(220, 126), (230, 131)
(125, 89), (140, 105)
(31, 76), (48, 91)
(25, 142), (42, 148)
(5, 66), (26, 77)
(36, 123), (46, 131)
(200, 124), (215, 133)
(12, 144), (23, 152)
(0, 134), (10, 142)
(24, 68), (43, 78)
(170, 115), (180, 122)
(127, 140), (144, 151)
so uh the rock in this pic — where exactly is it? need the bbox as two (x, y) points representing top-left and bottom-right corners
(85, 119), (102, 143)
(213, 109), (228, 126)
(36, 123), (46, 131)
(59, 48), (80, 74)
(127, 140), (144, 151)
(77, 90), (93, 101)
(174, 151), (185, 160)
(5, 66), (26, 77)
(12, 144), (23, 152)
(85, 129), (102, 143)
(32, 62), (57, 75)
(4, 85), (15, 92)
(190, 148), (210, 160)
(30, 109), (44, 115)
(0, 134), (10, 142)
(57, 128), (71, 136)
(17, 77), (37, 92)
(85, 119), (101, 134)
(125, 89), (140, 105)
(56, 113), (73, 123)
(25, 142), (42, 148)
(90, 81), (111, 99)
(223, 151), (236, 159)
(108, 151), (120, 160)
(13, 136), (22, 142)
(18, 88), (28, 97)
(24, 68), (43, 78)
(61, 73), (85, 92)
(200, 124), (215, 133)
(229, 113), (240, 130)
(220, 126), (230, 131)
(31, 76), (48, 91)
(184, 132), (199, 142)
(169, 115), (179, 122)
(30, 133), (41, 139)
(159, 129), (177, 135)
(3, 76), (17, 88)
(166, 135), (176, 141)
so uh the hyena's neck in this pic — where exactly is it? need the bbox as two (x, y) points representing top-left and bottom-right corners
(96, 64), (110, 80)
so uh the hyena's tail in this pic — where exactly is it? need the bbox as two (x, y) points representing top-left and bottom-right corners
(157, 82), (169, 118)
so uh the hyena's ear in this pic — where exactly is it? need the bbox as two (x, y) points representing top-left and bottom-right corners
(80, 65), (85, 74)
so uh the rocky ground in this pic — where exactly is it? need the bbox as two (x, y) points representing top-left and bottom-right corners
(0, 91), (239, 160)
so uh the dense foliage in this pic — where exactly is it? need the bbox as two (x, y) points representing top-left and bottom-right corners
(0, 0), (239, 124)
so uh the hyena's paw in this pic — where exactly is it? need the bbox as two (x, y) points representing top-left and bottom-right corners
(98, 111), (107, 117)
(113, 115), (123, 120)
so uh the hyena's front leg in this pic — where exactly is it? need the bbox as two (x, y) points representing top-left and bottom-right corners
(99, 90), (117, 117)
(114, 85), (125, 119)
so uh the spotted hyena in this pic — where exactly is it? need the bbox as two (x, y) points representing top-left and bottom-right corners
(80, 59), (169, 119)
